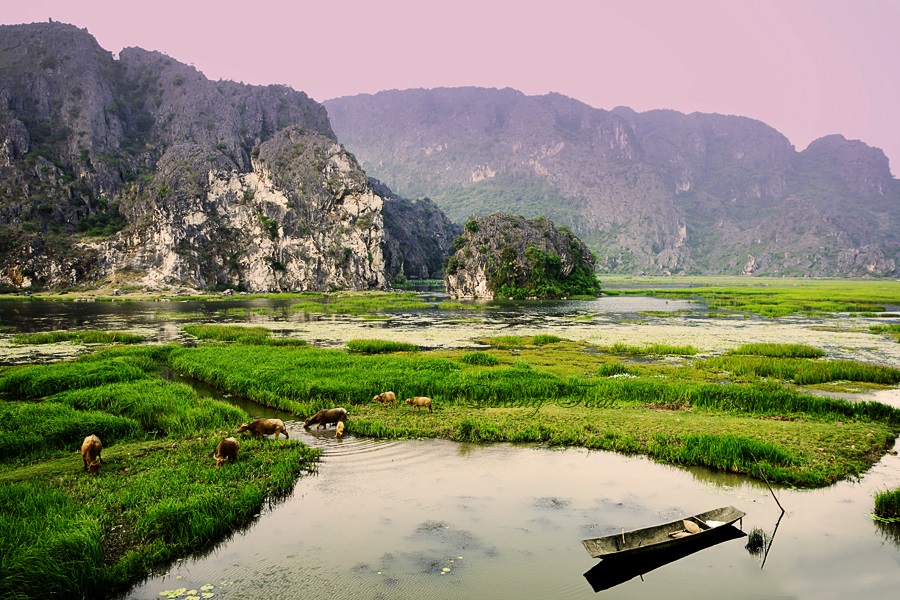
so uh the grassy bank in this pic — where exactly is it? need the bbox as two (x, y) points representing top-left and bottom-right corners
(0, 348), (318, 599)
(167, 341), (900, 488)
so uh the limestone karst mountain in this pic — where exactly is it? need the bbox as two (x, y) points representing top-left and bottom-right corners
(325, 88), (898, 277)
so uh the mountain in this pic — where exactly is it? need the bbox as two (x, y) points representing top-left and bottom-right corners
(325, 88), (899, 277)
(0, 22), (385, 292)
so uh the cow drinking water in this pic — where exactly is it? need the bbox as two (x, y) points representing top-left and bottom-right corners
(236, 418), (288, 439)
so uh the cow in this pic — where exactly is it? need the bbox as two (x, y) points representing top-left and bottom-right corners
(236, 418), (288, 439)
(214, 437), (239, 468)
(372, 391), (396, 408)
(81, 434), (103, 475)
(335, 421), (345, 437)
(303, 407), (348, 430)
(405, 396), (433, 412)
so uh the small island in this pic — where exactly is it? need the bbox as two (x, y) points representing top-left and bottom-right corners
(444, 213), (601, 300)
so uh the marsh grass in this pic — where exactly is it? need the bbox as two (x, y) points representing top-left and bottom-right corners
(698, 355), (900, 386)
(612, 278), (900, 318)
(874, 487), (900, 519)
(604, 342), (698, 356)
(0, 360), (149, 397)
(0, 347), (319, 598)
(533, 334), (564, 345)
(182, 324), (306, 346)
(346, 339), (419, 353)
(0, 438), (318, 599)
(11, 330), (144, 345)
(459, 352), (500, 366)
(289, 292), (429, 316)
(727, 343), (826, 358)
(870, 324), (900, 342)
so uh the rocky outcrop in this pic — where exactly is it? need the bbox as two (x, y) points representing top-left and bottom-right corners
(445, 214), (599, 300)
(326, 88), (899, 277)
(0, 22), (384, 292)
(371, 178), (461, 281)
(83, 128), (386, 291)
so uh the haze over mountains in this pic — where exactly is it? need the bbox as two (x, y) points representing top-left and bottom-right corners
(326, 88), (898, 277)
(0, 21), (896, 292)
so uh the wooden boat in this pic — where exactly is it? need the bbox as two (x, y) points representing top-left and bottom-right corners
(581, 505), (746, 559)
(583, 524), (747, 592)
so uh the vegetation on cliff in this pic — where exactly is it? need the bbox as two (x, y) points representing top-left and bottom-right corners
(444, 213), (600, 299)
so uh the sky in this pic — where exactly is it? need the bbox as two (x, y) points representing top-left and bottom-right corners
(3, 0), (899, 175)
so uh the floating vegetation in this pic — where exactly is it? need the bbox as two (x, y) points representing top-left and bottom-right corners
(11, 330), (144, 345)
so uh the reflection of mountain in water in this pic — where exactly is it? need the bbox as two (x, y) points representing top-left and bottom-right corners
(583, 524), (747, 592)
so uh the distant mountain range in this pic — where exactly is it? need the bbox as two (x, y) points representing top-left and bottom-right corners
(325, 88), (899, 277)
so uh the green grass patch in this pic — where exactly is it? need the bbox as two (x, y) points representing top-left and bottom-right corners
(874, 487), (900, 520)
(870, 323), (900, 342)
(346, 339), (419, 354)
(11, 330), (144, 345)
(182, 324), (306, 346)
(603, 342), (698, 356)
(459, 352), (500, 366)
(699, 355), (900, 385)
(289, 291), (430, 316)
(533, 334), (564, 346)
(609, 277), (900, 318)
(727, 343), (826, 358)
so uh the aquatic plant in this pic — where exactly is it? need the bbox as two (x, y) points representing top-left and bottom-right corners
(346, 339), (419, 354)
(532, 334), (564, 346)
(698, 356), (900, 386)
(459, 352), (500, 366)
(727, 343), (826, 358)
(874, 487), (900, 520)
(183, 324), (305, 346)
(605, 342), (698, 356)
(11, 330), (144, 345)
(0, 360), (149, 397)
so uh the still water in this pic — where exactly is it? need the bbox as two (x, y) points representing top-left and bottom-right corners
(1, 297), (899, 598)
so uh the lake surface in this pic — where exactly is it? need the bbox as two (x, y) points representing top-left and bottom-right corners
(1, 296), (899, 598)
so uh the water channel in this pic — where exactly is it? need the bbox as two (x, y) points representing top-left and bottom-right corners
(1, 296), (899, 598)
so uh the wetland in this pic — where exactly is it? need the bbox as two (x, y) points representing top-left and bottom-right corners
(2, 278), (900, 599)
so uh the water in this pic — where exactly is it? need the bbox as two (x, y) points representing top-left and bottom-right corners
(2, 297), (900, 598)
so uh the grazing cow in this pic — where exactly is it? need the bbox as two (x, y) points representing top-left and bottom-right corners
(405, 396), (433, 412)
(214, 437), (239, 468)
(335, 421), (345, 437)
(236, 418), (288, 439)
(81, 434), (103, 475)
(372, 391), (396, 408)
(303, 407), (348, 430)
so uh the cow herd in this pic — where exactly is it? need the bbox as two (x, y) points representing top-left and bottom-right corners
(80, 390), (431, 474)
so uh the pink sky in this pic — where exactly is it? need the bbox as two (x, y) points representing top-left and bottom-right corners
(3, 0), (899, 175)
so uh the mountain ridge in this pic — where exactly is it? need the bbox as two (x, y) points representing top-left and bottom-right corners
(325, 87), (898, 277)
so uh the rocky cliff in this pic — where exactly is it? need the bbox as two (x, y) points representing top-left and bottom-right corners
(445, 214), (599, 300)
(371, 178), (461, 282)
(0, 22), (387, 292)
(325, 88), (899, 277)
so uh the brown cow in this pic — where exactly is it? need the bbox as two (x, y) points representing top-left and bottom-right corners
(81, 434), (103, 475)
(405, 396), (433, 412)
(214, 437), (239, 468)
(303, 407), (348, 430)
(236, 418), (288, 439)
(372, 391), (396, 408)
